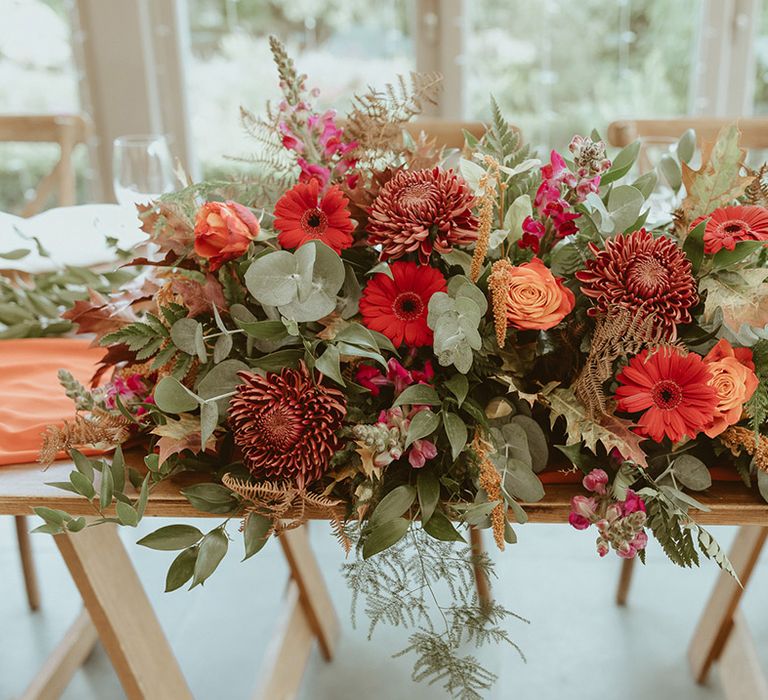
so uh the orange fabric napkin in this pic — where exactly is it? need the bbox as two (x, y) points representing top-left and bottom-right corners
(0, 338), (105, 466)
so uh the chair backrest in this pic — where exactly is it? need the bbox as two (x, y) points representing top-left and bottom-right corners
(0, 114), (89, 217)
(607, 117), (768, 150)
(405, 119), (487, 150)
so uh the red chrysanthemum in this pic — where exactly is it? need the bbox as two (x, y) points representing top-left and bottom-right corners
(614, 348), (718, 444)
(273, 178), (354, 254)
(228, 362), (346, 488)
(367, 167), (478, 264)
(359, 261), (447, 347)
(691, 205), (768, 255)
(575, 229), (698, 338)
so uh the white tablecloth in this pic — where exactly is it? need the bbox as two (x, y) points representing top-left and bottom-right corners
(0, 204), (147, 273)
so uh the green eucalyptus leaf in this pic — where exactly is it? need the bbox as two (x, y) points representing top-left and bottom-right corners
(510, 415), (549, 473)
(631, 171), (658, 199)
(213, 333), (233, 363)
(116, 501), (139, 526)
(181, 483), (239, 514)
(677, 128), (696, 163)
(392, 384), (440, 407)
(315, 345), (345, 386)
(199, 401), (219, 448)
(417, 471), (440, 524)
(369, 484), (417, 528)
(423, 510), (465, 542)
(660, 153), (682, 191)
(362, 518), (410, 559)
(600, 141), (640, 185)
(243, 513), (273, 559)
(192, 528), (229, 587)
(154, 376), (200, 413)
(170, 318), (201, 355)
(405, 410), (441, 449)
(672, 454), (712, 491)
(165, 547), (198, 592)
(196, 359), (249, 409)
(443, 411), (468, 461)
(607, 185), (644, 234)
(244, 250), (299, 306)
(70, 470), (95, 500)
(137, 524), (204, 550)
(70, 449), (94, 480)
(502, 459), (545, 503)
(99, 467), (114, 509)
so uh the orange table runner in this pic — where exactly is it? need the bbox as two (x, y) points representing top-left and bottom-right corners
(0, 338), (105, 466)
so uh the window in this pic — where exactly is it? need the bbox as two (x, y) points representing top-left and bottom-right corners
(465, 0), (701, 149)
(185, 0), (413, 177)
(0, 0), (81, 212)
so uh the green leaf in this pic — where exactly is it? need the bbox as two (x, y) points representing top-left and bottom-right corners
(199, 401), (219, 447)
(504, 521), (517, 544)
(116, 501), (139, 526)
(70, 449), (94, 480)
(137, 524), (204, 550)
(165, 547), (198, 592)
(170, 317), (202, 355)
(607, 185), (644, 234)
(244, 250), (300, 306)
(136, 476), (150, 519)
(459, 501), (499, 526)
(672, 455), (712, 491)
(677, 128), (696, 163)
(70, 471), (95, 500)
(444, 374), (468, 406)
(0, 247), (30, 260)
(243, 513), (272, 560)
(405, 410), (441, 449)
(111, 446), (126, 493)
(67, 517), (87, 532)
(213, 333), (233, 363)
(192, 528), (229, 586)
(369, 485), (417, 528)
(235, 319), (288, 339)
(154, 376), (200, 413)
(443, 411), (468, 461)
(711, 240), (764, 271)
(181, 483), (239, 514)
(757, 470), (768, 503)
(631, 171), (658, 199)
(600, 141), (640, 185)
(660, 153), (682, 191)
(362, 518), (410, 559)
(99, 467), (114, 509)
(501, 460), (545, 503)
(250, 348), (303, 372)
(684, 219), (707, 275)
(33, 506), (72, 525)
(423, 510), (465, 542)
(196, 359), (249, 410)
(416, 471), (440, 524)
(509, 415), (549, 473)
(315, 345), (345, 386)
(392, 384), (440, 407)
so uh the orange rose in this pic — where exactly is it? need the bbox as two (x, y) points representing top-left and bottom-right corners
(505, 257), (575, 330)
(194, 201), (260, 271)
(702, 338), (759, 438)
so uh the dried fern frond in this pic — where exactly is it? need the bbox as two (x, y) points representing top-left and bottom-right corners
(345, 72), (443, 165)
(39, 410), (131, 466)
(744, 164), (768, 206)
(573, 306), (676, 418)
(720, 426), (768, 472)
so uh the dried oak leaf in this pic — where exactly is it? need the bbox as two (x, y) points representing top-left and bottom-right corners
(701, 268), (768, 332)
(63, 289), (136, 341)
(137, 201), (194, 255)
(151, 414), (216, 465)
(167, 273), (226, 318)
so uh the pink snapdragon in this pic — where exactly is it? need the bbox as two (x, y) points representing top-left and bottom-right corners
(103, 373), (152, 416)
(582, 468), (609, 495)
(355, 358), (435, 398)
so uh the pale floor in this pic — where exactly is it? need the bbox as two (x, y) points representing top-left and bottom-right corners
(0, 517), (766, 700)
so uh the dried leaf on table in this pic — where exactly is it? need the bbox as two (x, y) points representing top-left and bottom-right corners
(151, 414), (216, 465)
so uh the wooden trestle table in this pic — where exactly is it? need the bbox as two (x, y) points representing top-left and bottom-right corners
(2, 458), (768, 700)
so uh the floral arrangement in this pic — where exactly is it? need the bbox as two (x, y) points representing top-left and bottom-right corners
(37, 38), (768, 698)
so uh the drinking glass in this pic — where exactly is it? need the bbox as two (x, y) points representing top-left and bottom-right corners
(112, 134), (175, 206)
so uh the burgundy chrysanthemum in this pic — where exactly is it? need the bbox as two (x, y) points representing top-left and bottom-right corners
(366, 166), (479, 264)
(228, 362), (346, 488)
(575, 229), (698, 338)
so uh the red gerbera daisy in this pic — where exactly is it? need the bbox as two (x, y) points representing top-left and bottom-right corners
(692, 205), (768, 255)
(614, 348), (718, 444)
(273, 178), (354, 254)
(359, 261), (447, 347)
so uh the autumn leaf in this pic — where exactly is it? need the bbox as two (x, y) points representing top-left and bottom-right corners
(151, 414), (216, 465)
(63, 289), (136, 341)
(679, 124), (752, 231)
(137, 201), (195, 255)
(543, 387), (648, 467)
(701, 268), (768, 333)
(167, 273), (226, 317)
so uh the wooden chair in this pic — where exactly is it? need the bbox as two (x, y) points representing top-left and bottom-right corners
(0, 114), (89, 616)
(0, 114), (89, 217)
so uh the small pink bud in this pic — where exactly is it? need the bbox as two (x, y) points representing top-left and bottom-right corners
(596, 539), (610, 557)
(582, 468), (609, 495)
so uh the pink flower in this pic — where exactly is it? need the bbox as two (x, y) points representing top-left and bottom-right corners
(582, 468), (609, 495)
(631, 531), (648, 550)
(355, 365), (389, 396)
(569, 512), (592, 530)
(297, 159), (331, 189)
(617, 542), (636, 559)
(519, 216), (546, 252)
(387, 358), (414, 395)
(569, 495), (598, 530)
(408, 439), (437, 468)
(596, 539), (610, 557)
(622, 490), (646, 516)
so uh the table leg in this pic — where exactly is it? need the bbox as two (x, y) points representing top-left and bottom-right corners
(469, 527), (492, 612)
(16, 515), (41, 611)
(616, 557), (635, 606)
(277, 525), (340, 661)
(688, 525), (767, 684)
(54, 523), (193, 700)
(718, 610), (768, 700)
(20, 608), (98, 700)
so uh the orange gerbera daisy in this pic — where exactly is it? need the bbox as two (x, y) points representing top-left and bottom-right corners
(692, 205), (768, 255)
(614, 348), (718, 444)
(359, 261), (447, 347)
(273, 179), (354, 254)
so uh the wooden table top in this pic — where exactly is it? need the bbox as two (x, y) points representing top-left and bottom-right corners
(1, 458), (768, 525)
